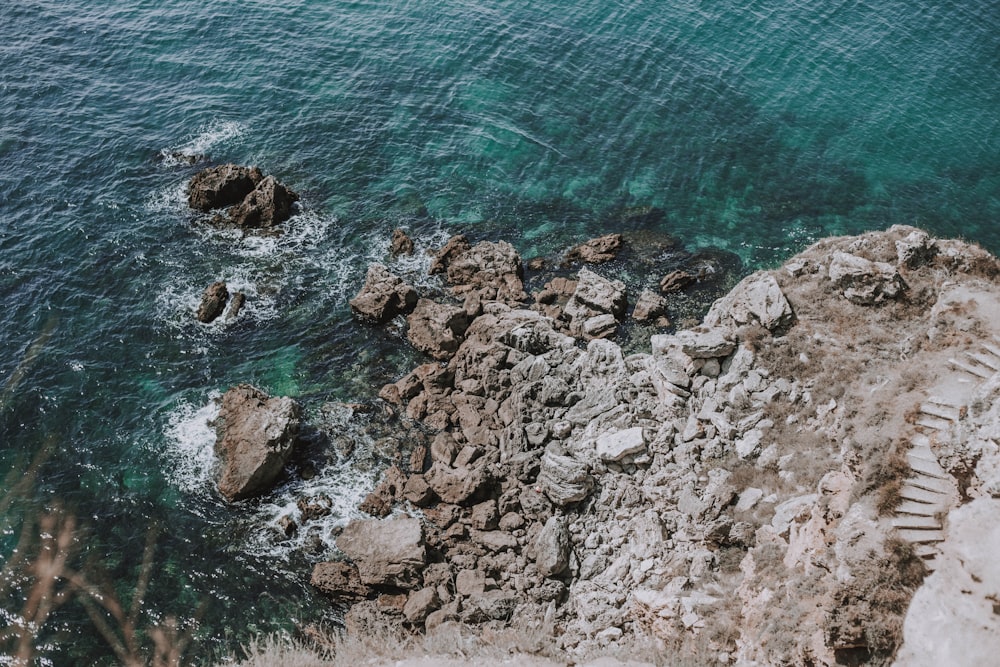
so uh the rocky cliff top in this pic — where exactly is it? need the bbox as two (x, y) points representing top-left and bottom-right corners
(282, 225), (1000, 666)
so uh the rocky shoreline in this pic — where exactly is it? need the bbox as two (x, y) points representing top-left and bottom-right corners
(189, 164), (1000, 665)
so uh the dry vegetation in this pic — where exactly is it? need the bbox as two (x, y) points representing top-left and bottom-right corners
(0, 446), (200, 666)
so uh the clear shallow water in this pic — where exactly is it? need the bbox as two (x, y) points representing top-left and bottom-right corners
(1, 0), (998, 662)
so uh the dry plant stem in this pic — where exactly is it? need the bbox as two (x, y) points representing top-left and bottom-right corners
(11, 511), (77, 666)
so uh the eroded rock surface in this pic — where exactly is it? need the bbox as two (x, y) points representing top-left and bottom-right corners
(214, 384), (301, 501)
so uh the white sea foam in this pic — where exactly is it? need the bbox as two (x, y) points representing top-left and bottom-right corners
(162, 393), (220, 494)
(159, 120), (248, 166)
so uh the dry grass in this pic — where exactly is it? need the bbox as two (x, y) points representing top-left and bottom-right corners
(1, 445), (200, 666)
(824, 538), (927, 665)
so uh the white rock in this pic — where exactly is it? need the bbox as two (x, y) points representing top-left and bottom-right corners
(704, 273), (793, 331)
(597, 427), (646, 462)
(736, 487), (764, 512)
(735, 430), (762, 459)
(770, 494), (818, 536)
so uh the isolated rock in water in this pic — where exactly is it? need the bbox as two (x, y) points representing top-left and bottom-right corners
(828, 251), (907, 305)
(429, 234), (471, 275)
(565, 233), (624, 264)
(336, 516), (427, 588)
(214, 384), (301, 501)
(406, 298), (470, 360)
(350, 264), (418, 324)
(535, 515), (571, 577)
(632, 289), (669, 324)
(196, 281), (229, 323)
(704, 272), (793, 331)
(187, 164), (263, 212)
(660, 269), (696, 294)
(391, 228), (415, 256)
(228, 175), (299, 228)
(226, 291), (246, 321)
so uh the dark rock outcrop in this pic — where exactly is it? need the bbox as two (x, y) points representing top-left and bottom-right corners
(214, 384), (301, 501)
(350, 264), (419, 324)
(187, 164), (263, 212)
(227, 175), (299, 229)
(196, 281), (229, 323)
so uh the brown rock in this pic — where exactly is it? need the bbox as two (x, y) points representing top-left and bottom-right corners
(406, 298), (470, 360)
(429, 234), (471, 275)
(227, 175), (300, 229)
(445, 240), (527, 303)
(226, 291), (246, 321)
(196, 281), (229, 323)
(336, 516), (427, 588)
(565, 233), (624, 264)
(403, 587), (441, 624)
(390, 228), (415, 256)
(470, 499), (499, 530)
(214, 385), (301, 501)
(297, 495), (333, 521)
(187, 164), (263, 212)
(425, 462), (494, 505)
(660, 270), (696, 294)
(359, 465), (407, 517)
(402, 474), (436, 507)
(632, 289), (670, 324)
(350, 264), (419, 324)
(310, 561), (371, 600)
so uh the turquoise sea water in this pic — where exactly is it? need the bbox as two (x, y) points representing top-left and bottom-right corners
(1, 0), (998, 662)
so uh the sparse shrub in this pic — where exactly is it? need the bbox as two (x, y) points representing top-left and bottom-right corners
(824, 538), (926, 665)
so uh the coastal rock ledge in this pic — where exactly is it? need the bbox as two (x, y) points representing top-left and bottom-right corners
(307, 225), (1000, 666)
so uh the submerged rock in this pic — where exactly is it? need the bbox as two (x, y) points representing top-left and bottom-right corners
(564, 233), (624, 265)
(214, 384), (301, 501)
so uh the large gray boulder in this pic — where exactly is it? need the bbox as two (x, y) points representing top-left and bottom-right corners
(349, 264), (418, 324)
(827, 251), (906, 305)
(214, 384), (301, 501)
(564, 268), (627, 339)
(704, 273), (793, 331)
(188, 164), (263, 212)
(336, 516), (427, 589)
(535, 515), (571, 577)
(538, 451), (593, 506)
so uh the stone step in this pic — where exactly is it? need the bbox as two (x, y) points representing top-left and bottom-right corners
(906, 454), (949, 479)
(905, 473), (953, 494)
(899, 484), (948, 504)
(913, 543), (939, 558)
(919, 402), (960, 422)
(896, 500), (940, 516)
(916, 415), (953, 431)
(925, 396), (965, 410)
(910, 432), (933, 447)
(909, 443), (936, 461)
(896, 527), (945, 543)
(967, 351), (1000, 372)
(892, 515), (941, 530)
(982, 343), (1000, 360)
(949, 358), (992, 379)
